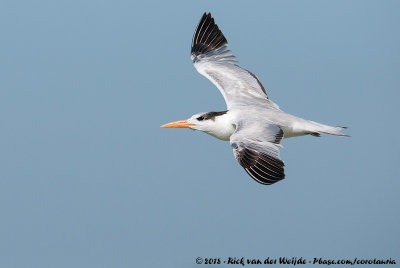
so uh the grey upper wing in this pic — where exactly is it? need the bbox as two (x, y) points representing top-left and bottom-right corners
(230, 122), (285, 185)
(190, 13), (279, 110)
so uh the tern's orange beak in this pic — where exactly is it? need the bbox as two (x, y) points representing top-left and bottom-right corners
(160, 120), (195, 128)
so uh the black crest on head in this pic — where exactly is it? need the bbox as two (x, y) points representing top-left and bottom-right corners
(199, 111), (228, 121)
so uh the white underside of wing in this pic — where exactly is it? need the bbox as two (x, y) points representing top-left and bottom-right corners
(230, 121), (283, 160)
(193, 45), (279, 110)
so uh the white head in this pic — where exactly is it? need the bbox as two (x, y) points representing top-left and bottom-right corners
(161, 111), (235, 141)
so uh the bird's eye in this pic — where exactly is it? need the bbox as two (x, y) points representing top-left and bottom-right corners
(197, 116), (204, 121)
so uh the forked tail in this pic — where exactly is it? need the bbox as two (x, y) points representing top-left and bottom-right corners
(306, 121), (350, 137)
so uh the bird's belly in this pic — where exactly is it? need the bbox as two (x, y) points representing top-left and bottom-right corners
(205, 125), (236, 141)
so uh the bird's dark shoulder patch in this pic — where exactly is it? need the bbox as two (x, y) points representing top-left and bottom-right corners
(273, 128), (284, 144)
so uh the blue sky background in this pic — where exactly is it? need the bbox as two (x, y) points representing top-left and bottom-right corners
(0, 0), (399, 267)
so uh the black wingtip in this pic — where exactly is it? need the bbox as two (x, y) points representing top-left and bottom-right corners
(191, 12), (228, 57)
(237, 148), (285, 185)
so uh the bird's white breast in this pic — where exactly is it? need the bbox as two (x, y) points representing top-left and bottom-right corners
(205, 123), (236, 141)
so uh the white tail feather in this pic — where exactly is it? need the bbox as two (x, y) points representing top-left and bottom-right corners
(306, 121), (349, 137)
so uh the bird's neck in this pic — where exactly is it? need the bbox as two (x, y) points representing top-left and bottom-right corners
(204, 111), (236, 141)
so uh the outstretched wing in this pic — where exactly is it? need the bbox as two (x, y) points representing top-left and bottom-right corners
(191, 13), (279, 110)
(230, 122), (285, 185)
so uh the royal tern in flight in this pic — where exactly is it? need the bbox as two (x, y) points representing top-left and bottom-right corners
(161, 13), (348, 185)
